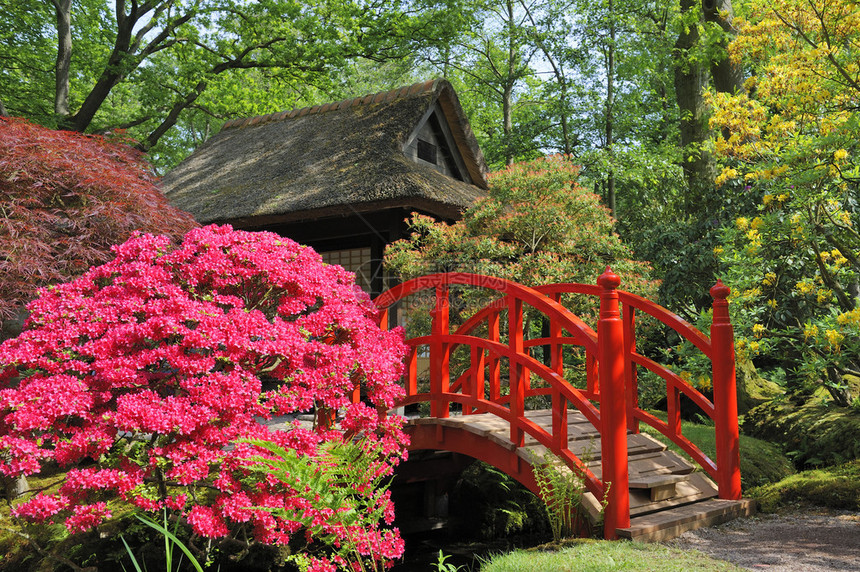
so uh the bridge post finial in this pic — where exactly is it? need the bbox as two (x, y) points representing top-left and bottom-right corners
(711, 279), (742, 500)
(597, 266), (630, 537)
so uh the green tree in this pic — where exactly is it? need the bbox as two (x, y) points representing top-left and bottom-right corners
(0, 0), (469, 170)
(385, 155), (658, 298)
(710, 0), (860, 406)
(427, 0), (543, 167)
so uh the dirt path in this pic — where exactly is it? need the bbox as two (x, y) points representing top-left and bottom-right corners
(663, 508), (860, 571)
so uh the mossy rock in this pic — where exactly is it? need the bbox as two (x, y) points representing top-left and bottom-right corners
(735, 356), (783, 414)
(742, 400), (860, 468)
(749, 459), (860, 512)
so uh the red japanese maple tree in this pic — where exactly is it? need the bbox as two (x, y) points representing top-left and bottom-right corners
(0, 117), (197, 339)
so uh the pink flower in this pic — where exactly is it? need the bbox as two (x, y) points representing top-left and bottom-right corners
(0, 225), (407, 563)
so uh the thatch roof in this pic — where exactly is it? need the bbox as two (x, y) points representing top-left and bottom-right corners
(161, 79), (488, 226)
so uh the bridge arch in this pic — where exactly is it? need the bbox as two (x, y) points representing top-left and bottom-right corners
(371, 270), (741, 539)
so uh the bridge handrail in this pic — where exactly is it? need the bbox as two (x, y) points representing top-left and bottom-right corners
(371, 271), (741, 538)
(526, 284), (719, 477)
(374, 272), (599, 353)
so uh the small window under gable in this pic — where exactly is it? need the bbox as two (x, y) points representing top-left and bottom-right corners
(417, 138), (437, 164)
(404, 104), (472, 184)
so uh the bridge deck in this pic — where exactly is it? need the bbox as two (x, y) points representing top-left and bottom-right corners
(407, 409), (755, 541)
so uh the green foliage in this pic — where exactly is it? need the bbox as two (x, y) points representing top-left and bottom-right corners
(451, 462), (547, 541)
(434, 550), (467, 572)
(240, 437), (401, 571)
(749, 460), (860, 513)
(386, 156), (657, 295)
(531, 453), (606, 541)
(742, 400), (860, 469)
(120, 512), (205, 572)
(0, 0), (473, 170)
(709, 0), (860, 406)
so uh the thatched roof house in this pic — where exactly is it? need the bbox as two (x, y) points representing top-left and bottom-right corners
(161, 79), (488, 295)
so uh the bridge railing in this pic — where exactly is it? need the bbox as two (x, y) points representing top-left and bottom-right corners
(373, 273), (606, 498)
(528, 279), (741, 501)
(372, 270), (741, 536)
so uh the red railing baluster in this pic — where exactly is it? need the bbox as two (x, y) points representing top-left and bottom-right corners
(550, 292), (563, 376)
(488, 310), (501, 402)
(464, 346), (481, 415)
(430, 284), (450, 418)
(597, 267), (630, 538)
(407, 349), (417, 398)
(549, 292), (568, 450)
(509, 297), (525, 447)
(711, 280), (742, 500)
(668, 383), (681, 436)
(586, 351), (598, 397)
(623, 303), (639, 434)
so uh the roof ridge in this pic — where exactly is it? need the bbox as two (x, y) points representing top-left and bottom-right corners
(221, 78), (443, 131)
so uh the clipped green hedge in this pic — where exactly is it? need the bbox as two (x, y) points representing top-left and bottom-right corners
(742, 400), (860, 468)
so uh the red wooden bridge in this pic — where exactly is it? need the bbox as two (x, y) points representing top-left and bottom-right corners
(371, 269), (753, 541)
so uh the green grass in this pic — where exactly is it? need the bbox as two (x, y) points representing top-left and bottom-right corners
(748, 459), (860, 512)
(637, 410), (794, 489)
(479, 538), (744, 571)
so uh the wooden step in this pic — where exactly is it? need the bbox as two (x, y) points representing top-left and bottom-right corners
(579, 471), (719, 521)
(616, 498), (757, 542)
(629, 473), (688, 501)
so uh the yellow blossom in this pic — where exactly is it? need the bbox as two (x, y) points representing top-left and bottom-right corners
(804, 324), (819, 340)
(795, 280), (815, 295)
(713, 246), (724, 255)
(750, 217), (764, 230)
(762, 272), (777, 286)
(766, 298), (778, 309)
(825, 329), (844, 350)
(834, 148), (849, 161)
(743, 287), (762, 298)
(736, 217), (750, 230)
(817, 289), (832, 303)
(716, 167), (739, 186)
(752, 324), (766, 337)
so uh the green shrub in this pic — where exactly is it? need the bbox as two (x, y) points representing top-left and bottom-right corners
(450, 462), (548, 541)
(742, 400), (860, 468)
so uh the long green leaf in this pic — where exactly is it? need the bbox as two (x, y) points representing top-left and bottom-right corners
(120, 534), (145, 572)
(134, 514), (205, 572)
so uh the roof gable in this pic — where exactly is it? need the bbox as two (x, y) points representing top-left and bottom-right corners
(161, 79), (487, 225)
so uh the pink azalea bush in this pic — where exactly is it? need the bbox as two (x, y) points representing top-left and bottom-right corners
(0, 225), (408, 568)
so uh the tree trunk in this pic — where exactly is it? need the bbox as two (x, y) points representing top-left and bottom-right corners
(703, 0), (744, 94)
(674, 0), (743, 210)
(503, 0), (516, 166)
(54, 0), (72, 117)
(68, 12), (135, 132)
(503, 82), (514, 166)
(0, 98), (8, 117)
(674, 0), (713, 209)
(605, 0), (616, 219)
